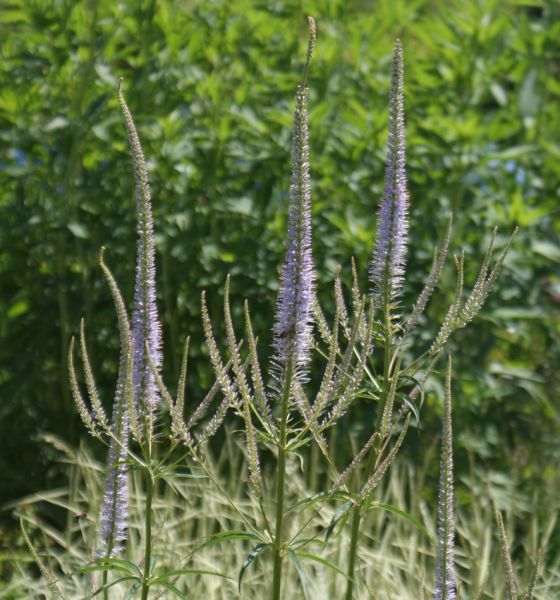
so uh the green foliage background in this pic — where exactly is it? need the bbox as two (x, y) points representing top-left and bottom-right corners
(0, 0), (558, 544)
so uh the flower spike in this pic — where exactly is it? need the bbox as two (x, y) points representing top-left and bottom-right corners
(432, 357), (456, 599)
(117, 79), (163, 426)
(370, 40), (409, 306)
(272, 18), (316, 375)
(96, 248), (132, 557)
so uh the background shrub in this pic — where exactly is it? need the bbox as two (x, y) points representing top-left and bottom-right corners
(0, 0), (558, 561)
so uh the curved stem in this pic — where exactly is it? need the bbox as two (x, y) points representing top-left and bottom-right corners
(272, 362), (293, 600)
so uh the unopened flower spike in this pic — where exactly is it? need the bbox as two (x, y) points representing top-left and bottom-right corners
(432, 356), (456, 600)
(117, 79), (163, 426)
(272, 16), (316, 376)
(370, 40), (409, 307)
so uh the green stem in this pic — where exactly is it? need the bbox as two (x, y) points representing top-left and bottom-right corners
(345, 504), (362, 600)
(141, 467), (154, 600)
(272, 362), (293, 600)
(102, 570), (108, 600)
(345, 299), (393, 600)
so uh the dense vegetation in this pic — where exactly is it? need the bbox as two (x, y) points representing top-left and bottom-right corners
(0, 0), (559, 596)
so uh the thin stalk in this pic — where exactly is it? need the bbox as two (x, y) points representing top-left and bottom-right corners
(345, 506), (361, 600)
(272, 362), (293, 600)
(141, 469), (154, 600)
(345, 297), (393, 599)
(140, 426), (154, 600)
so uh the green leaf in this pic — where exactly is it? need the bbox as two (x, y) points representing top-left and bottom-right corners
(67, 222), (89, 239)
(45, 116), (69, 131)
(152, 568), (231, 583)
(325, 501), (354, 543)
(287, 548), (313, 600)
(519, 68), (540, 116)
(123, 579), (142, 600)
(532, 240), (560, 262)
(155, 581), (188, 598)
(288, 490), (351, 512)
(198, 529), (264, 552)
(489, 144), (536, 160)
(79, 557), (142, 578)
(363, 502), (432, 539)
(295, 551), (353, 581)
(87, 576), (138, 598)
(238, 543), (269, 591)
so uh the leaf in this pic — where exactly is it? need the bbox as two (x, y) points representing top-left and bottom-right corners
(288, 490), (351, 512)
(45, 116), (69, 131)
(519, 68), (540, 116)
(532, 240), (560, 262)
(287, 548), (313, 600)
(197, 530), (264, 552)
(79, 557), (142, 578)
(325, 501), (354, 543)
(67, 222), (89, 239)
(238, 543), (269, 591)
(151, 568), (232, 583)
(489, 144), (536, 160)
(295, 551), (353, 581)
(490, 83), (507, 107)
(155, 582), (188, 598)
(88, 576), (138, 598)
(364, 502), (432, 539)
(123, 579), (142, 600)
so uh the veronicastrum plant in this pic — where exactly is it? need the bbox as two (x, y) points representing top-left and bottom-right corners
(197, 18), (517, 600)
(68, 82), (238, 598)
(60, 15), (523, 600)
(427, 358), (544, 600)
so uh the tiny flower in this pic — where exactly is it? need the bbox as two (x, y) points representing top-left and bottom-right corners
(370, 40), (409, 306)
(96, 435), (129, 558)
(273, 18), (316, 374)
(117, 81), (163, 422)
(433, 357), (456, 600)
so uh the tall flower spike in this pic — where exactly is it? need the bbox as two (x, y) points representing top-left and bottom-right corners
(117, 79), (162, 425)
(272, 16), (316, 375)
(369, 40), (409, 306)
(97, 248), (132, 557)
(433, 356), (457, 600)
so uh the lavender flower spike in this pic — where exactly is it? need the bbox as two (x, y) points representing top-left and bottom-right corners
(273, 17), (316, 374)
(97, 249), (132, 558)
(96, 430), (129, 558)
(117, 80), (162, 422)
(432, 357), (457, 600)
(370, 40), (409, 305)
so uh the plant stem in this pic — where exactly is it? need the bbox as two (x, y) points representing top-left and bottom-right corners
(345, 505), (361, 600)
(272, 362), (293, 600)
(102, 571), (108, 600)
(345, 300), (393, 600)
(141, 467), (154, 600)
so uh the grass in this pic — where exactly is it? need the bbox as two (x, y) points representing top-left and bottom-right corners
(3, 431), (558, 599)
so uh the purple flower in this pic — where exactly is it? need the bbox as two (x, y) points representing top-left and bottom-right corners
(96, 362), (130, 558)
(273, 46), (316, 373)
(117, 84), (163, 419)
(131, 198), (162, 417)
(370, 40), (409, 305)
(96, 433), (129, 558)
